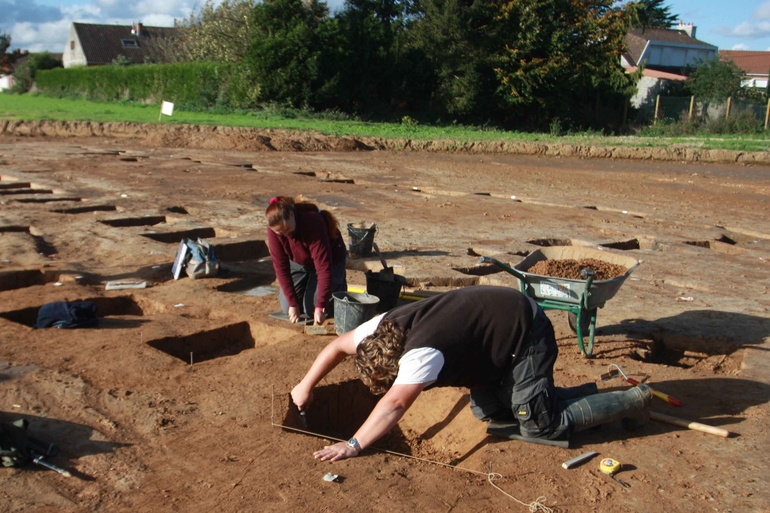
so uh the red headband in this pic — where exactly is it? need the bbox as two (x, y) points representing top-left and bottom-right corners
(269, 197), (279, 205)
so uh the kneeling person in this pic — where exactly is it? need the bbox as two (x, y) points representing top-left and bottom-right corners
(291, 286), (650, 461)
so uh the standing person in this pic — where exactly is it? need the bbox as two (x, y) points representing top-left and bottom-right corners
(266, 196), (347, 325)
(291, 286), (651, 461)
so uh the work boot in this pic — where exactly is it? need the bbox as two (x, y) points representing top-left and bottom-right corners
(565, 385), (652, 434)
(556, 382), (599, 401)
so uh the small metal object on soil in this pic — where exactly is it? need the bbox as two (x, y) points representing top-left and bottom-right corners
(562, 451), (598, 469)
(323, 473), (339, 483)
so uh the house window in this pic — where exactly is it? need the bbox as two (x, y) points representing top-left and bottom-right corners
(121, 39), (139, 48)
(70, 40), (74, 50)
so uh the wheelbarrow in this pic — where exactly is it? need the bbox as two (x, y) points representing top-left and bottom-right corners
(479, 246), (640, 357)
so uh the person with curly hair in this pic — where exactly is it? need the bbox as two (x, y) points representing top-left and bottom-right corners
(291, 286), (651, 461)
(266, 196), (347, 325)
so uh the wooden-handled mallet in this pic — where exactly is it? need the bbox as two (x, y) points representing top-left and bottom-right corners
(650, 411), (731, 438)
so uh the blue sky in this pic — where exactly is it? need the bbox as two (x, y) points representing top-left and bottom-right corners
(2, 0), (770, 54)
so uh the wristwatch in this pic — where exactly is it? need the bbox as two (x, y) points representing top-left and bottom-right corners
(347, 437), (362, 453)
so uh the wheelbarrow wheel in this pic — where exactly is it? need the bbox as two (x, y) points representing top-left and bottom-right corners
(568, 309), (597, 334)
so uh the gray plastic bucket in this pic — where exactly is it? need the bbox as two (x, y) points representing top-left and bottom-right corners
(332, 292), (380, 335)
(347, 222), (376, 257)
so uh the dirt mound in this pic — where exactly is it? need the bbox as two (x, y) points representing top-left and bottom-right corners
(3, 120), (770, 164)
(527, 258), (627, 280)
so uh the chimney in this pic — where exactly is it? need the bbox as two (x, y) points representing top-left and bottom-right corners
(677, 21), (696, 39)
(131, 23), (143, 36)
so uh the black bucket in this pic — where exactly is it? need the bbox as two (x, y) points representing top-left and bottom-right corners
(347, 222), (376, 257)
(332, 292), (380, 335)
(366, 271), (406, 313)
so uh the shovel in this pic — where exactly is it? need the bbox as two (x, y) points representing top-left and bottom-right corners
(372, 242), (394, 282)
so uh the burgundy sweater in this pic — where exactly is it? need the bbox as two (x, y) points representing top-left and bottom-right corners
(267, 210), (346, 310)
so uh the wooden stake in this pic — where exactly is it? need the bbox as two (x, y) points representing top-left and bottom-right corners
(764, 98), (770, 131)
(688, 96), (695, 122)
(725, 96), (732, 120)
(190, 352), (193, 367)
(654, 95), (660, 125)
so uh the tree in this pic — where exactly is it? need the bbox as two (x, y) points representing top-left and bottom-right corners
(405, 0), (500, 121)
(0, 31), (10, 64)
(246, 0), (330, 107)
(327, 0), (409, 113)
(111, 54), (133, 66)
(686, 56), (743, 102)
(492, 0), (634, 127)
(172, 0), (257, 63)
(10, 52), (62, 93)
(625, 0), (677, 29)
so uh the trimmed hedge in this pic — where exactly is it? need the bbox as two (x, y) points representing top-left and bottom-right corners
(36, 62), (259, 110)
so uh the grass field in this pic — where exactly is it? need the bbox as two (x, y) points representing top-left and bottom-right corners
(2, 93), (769, 153)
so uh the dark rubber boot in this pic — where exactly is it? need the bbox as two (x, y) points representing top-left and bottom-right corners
(556, 382), (599, 401)
(566, 385), (652, 434)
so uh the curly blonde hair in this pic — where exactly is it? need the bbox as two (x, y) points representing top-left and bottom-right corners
(354, 319), (406, 395)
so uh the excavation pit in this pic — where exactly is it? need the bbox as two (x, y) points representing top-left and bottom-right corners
(600, 239), (641, 251)
(0, 188), (53, 195)
(147, 322), (255, 363)
(0, 182), (31, 190)
(281, 380), (380, 439)
(52, 205), (117, 214)
(213, 239), (270, 262)
(0, 226), (29, 234)
(167, 206), (189, 214)
(141, 227), (217, 244)
(527, 238), (572, 247)
(0, 270), (45, 291)
(0, 296), (144, 327)
(100, 216), (167, 228)
(15, 197), (82, 204)
(451, 264), (503, 276)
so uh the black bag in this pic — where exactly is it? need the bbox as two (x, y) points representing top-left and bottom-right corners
(35, 301), (99, 329)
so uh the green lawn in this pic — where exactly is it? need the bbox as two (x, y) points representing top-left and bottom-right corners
(2, 93), (769, 153)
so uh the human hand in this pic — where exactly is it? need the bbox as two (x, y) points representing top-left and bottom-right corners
(291, 384), (314, 412)
(313, 441), (359, 462)
(313, 308), (326, 325)
(288, 306), (300, 323)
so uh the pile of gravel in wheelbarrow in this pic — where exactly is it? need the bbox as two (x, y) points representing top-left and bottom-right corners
(527, 258), (627, 281)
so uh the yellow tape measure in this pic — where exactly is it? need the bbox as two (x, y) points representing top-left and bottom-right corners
(600, 458), (630, 488)
(599, 458), (622, 475)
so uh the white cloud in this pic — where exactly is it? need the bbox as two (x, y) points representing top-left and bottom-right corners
(756, 1), (770, 20)
(90, 0), (194, 21)
(141, 14), (179, 27)
(11, 19), (72, 52)
(716, 21), (770, 39)
(731, 43), (750, 50)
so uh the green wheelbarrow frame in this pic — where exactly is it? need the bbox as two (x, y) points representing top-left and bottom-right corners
(479, 247), (640, 357)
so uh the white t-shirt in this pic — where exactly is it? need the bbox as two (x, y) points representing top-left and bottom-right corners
(353, 313), (444, 386)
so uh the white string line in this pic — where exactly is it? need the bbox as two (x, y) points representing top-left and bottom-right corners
(271, 386), (554, 512)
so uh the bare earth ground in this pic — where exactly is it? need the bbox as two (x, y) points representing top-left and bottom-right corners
(0, 127), (769, 513)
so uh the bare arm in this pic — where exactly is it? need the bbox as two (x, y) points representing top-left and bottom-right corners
(291, 330), (356, 411)
(313, 382), (426, 462)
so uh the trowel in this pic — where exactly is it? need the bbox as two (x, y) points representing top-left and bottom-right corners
(372, 242), (395, 282)
(304, 323), (328, 336)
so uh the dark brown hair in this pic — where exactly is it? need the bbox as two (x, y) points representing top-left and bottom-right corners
(265, 196), (340, 241)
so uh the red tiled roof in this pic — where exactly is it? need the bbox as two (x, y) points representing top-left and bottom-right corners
(624, 66), (687, 81)
(720, 50), (770, 76)
(73, 23), (178, 65)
